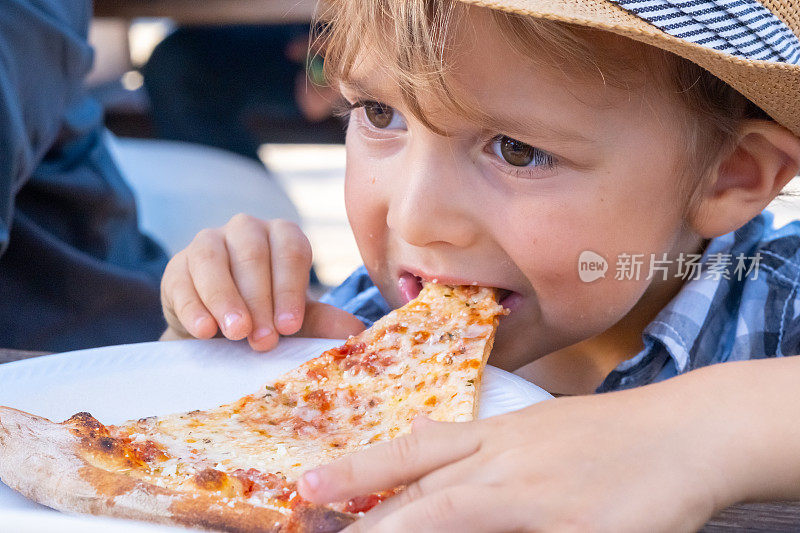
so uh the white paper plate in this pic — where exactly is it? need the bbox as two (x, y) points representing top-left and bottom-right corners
(0, 338), (552, 521)
(0, 510), (200, 532)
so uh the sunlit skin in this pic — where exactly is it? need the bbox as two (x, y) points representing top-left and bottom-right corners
(342, 9), (703, 393)
(158, 6), (800, 531)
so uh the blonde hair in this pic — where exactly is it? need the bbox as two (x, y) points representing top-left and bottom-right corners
(314, 0), (771, 205)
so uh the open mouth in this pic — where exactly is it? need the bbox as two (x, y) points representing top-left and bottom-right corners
(398, 272), (520, 311)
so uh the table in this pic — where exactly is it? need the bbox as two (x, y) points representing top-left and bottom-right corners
(93, 0), (320, 24)
(0, 348), (48, 365)
(2, 347), (800, 531)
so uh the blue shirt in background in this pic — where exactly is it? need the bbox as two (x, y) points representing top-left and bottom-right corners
(0, 1), (169, 351)
(321, 210), (800, 393)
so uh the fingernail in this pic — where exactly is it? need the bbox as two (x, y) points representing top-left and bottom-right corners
(253, 327), (274, 342)
(277, 312), (295, 325)
(223, 311), (242, 333)
(302, 470), (321, 493)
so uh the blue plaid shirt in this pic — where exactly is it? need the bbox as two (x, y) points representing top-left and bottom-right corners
(321, 210), (800, 393)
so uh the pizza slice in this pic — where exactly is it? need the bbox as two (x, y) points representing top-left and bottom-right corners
(0, 284), (506, 532)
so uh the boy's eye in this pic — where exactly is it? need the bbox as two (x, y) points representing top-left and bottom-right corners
(494, 136), (534, 166)
(363, 101), (406, 130)
(491, 135), (554, 168)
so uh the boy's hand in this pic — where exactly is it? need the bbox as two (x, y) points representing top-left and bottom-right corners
(160, 214), (365, 351)
(298, 385), (737, 533)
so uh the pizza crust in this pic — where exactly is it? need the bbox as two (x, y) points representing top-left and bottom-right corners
(0, 407), (353, 532)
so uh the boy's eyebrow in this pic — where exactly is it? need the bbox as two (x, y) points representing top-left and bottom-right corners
(481, 113), (596, 146)
(338, 79), (393, 100)
(340, 79), (596, 145)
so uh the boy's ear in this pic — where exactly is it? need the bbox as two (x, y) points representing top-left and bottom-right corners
(690, 120), (800, 239)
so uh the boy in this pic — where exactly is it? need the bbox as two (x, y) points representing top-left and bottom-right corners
(160, 0), (800, 530)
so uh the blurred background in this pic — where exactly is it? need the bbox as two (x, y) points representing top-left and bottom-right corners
(87, 1), (360, 290)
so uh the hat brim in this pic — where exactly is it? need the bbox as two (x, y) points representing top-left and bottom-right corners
(459, 0), (800, 139)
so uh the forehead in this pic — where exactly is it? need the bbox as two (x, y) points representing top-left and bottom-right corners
(343, 6), (670, 141)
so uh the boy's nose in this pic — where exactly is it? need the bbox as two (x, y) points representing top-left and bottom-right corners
(386, 142), (480, 249)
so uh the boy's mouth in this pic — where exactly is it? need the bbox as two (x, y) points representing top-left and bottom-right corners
(397, 271), (521, 312)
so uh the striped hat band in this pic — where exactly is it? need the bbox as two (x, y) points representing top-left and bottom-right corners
(609, 0), (800, 64)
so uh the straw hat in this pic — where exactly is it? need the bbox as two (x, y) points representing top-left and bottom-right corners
(457, 0), (800, 138)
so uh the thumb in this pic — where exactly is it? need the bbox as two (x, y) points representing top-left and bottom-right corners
(294, 301), (366, 339)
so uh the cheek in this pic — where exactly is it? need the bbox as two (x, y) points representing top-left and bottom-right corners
(499, 174), (684, 332)
(344, 139), (390, 271)
(505, 210), (645, 319)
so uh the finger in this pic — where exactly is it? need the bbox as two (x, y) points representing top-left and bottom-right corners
(346, 486), (520, 533)
(224, 215), (279, 351)
(266, 219), (312, 336)
(346, 449), (490, 526)
(298, 419), (480, 504)
(294, 301), (366, 339)
(161, 253), (216, 339)
(186, 228), (252, 340)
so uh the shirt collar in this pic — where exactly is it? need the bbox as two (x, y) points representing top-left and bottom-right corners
(599, 212), (771, 388)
